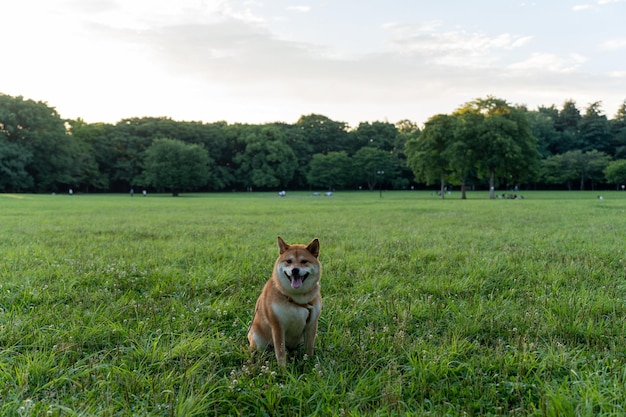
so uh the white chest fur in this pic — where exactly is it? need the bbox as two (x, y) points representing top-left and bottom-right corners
(272, 301), (319, 348)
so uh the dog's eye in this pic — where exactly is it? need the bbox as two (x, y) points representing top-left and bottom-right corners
(285, 259), (292, 264)
(301, 260), (308, 265)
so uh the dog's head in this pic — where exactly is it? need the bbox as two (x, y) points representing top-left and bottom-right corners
(275, 236), (321, 291)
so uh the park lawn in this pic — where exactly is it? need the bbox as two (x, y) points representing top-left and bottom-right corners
(1, 190), (626, 416)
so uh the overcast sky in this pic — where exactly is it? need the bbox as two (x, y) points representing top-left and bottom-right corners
(2, 0), (625, 127)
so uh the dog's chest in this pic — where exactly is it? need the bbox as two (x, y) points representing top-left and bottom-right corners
(272, 302), (311, 340)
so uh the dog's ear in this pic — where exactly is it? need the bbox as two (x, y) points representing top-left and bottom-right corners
(277, 236), (289, 254)
(306, 238), (320, 258)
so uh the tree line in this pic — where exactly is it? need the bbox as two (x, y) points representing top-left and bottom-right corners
(1, 93), (626, 196)
(406, 97), (626, 198)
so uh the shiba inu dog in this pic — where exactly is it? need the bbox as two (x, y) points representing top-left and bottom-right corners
(248, 236), (322, 366)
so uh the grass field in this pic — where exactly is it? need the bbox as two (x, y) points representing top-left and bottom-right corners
(1, 190), (626, 416)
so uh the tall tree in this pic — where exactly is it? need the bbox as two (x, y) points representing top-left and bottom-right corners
(234, 125), (297, 189)
(173, 120), (232, 190)
(538, 105), (559, 122)
(405, 114), (455, 198)
(295, 114), (350, 154)
(0, 138), (33, 192)
(141, 138), (211, 196)
(352, 121), (405, 190)
(352, 147), (401, 191)
(109, 130), (152, 192)
(528, 108), (561, 157)
(274, 122), (312, 190)
(448, 111), (482, 199)
(394, 120), (422, 190)
(0, 94), (74, 192)
(579, 101), (613, 154)
(610, 101), (626, 159)
(395, 119), (420, 157)
(555, 100), (582, 132)
(554, 99), (582, 153)
(352, 121), (398, 152)
(557, 150), (611, 190)
(306, 151), (353, 190)
(68, 119), (112, 192)
(604, 159), (626, 190)
(455, 97), (540, 199)
(581, 149), (611, 190)
(541, 154), (576, 190)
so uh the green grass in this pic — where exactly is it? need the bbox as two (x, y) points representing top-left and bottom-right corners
(1, 190), (626, 416)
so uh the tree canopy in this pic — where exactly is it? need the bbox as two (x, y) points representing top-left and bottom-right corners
(405, 114), (456, 198)
(140, 138), (211, 196)
(2, 92), (626, 195)
(406, 97), (541, 199)
(604, 159), (626, 188)
(453, 97), (540, 199)
(0, 94), (73, 192)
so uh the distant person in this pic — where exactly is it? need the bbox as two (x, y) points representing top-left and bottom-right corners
(130, 188), (134, 197)
(69, 188), (73, 195)
(142, 189), (147, 197)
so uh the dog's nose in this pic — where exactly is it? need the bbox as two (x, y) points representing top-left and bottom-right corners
(292, 267), (300, 277)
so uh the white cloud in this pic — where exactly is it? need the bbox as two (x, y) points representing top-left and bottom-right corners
(575, 0), (626, 10)
(601, 38), (626, 50)
(383, 23), (532, 68)
(508, 53), (587, 73)
(286, 6), (311, 13)
(510, 36), (534, 48)
(382, 20), (443, 34)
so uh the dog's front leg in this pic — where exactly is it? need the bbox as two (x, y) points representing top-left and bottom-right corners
(303, 322), (317, 356)
(303, 305), (320, 356)
(271, 325), (287, 366)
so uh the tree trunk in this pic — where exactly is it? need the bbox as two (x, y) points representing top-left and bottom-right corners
(489, 170), (495, 199)
(461, 176), (467, 200)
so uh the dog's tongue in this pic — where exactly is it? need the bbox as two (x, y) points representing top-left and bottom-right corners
(291, 276), (303, 289)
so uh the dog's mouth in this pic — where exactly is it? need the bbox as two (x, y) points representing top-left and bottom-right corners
(285, 271), (309, 289)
